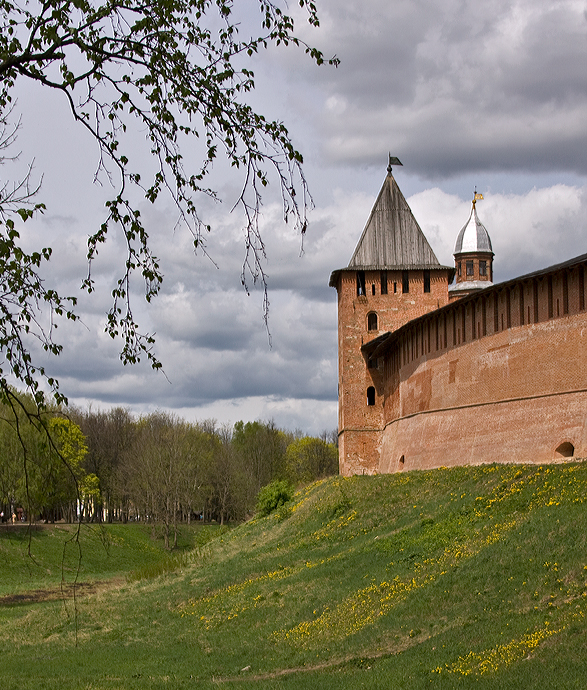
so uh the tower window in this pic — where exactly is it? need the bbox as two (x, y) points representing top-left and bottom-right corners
(466, 261), (474, 276)
(457, 262), (462, 277)
(356, 270), (366, 296)
(402, 270), (409, 293)
(367, 312), (378, 331)
(381, 271), (388, 295)
(423, 270), (431, 293)
(479, 260), (487, 276)
(371, 283), (376, 296)
(367, 386), (375, 406)
(394, 282), (397, 293)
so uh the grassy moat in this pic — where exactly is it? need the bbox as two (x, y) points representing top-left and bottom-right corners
(2, 462), (587, 689)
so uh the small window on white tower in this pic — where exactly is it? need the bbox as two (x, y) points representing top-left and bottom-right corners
(479, 260), (487, 276)
(466, 261), (474, 276)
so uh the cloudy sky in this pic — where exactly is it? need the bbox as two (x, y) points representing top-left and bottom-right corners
(6, 0), (587, 434)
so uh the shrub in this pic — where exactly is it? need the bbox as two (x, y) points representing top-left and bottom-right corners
(256, 480), (295, 518)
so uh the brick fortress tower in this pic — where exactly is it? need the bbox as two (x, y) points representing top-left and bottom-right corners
(329, 158), (454, 475)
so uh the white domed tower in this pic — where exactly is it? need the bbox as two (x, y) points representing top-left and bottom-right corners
(449, 191), (494, 301)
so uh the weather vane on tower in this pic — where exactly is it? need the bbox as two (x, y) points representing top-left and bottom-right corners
(387, 154), (403, 174)
(473, 187), (484, 207)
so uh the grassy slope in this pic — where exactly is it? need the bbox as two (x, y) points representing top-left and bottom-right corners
(2, 464), (587, 689)
(0, 523), (218, 596)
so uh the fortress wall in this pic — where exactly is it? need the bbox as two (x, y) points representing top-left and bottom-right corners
(377, 263), (587, 473)
(394, 314), (587, 418)
(379, 391), (587, 473)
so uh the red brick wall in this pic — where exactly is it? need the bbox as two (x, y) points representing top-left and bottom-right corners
(375, 263), (587, 474)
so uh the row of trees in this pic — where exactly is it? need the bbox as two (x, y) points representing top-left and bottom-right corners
(0, 392), (338, 546)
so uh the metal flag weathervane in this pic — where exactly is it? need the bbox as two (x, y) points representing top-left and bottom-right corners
(387, 154), (403, 174)
(473, 187), (484, 207)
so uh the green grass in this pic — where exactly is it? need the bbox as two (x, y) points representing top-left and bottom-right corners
(2, 464), (587, 689)
(0, 522), (221, 596)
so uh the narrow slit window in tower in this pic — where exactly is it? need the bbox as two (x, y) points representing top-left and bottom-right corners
(402, 270), (409, 293)
(357, 270), (366, 296)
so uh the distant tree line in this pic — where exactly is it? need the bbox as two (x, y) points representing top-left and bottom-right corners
(0, 390), (338, 545)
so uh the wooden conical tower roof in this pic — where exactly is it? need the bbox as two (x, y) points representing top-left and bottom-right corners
(349, 172), (441, 269)
(330, 171), (449, 286)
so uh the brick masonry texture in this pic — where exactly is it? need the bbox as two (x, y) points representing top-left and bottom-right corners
(335, 256), (587, 476)
(334, 267), (451, 475)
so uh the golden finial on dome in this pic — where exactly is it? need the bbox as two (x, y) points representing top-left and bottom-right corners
(472, 187), (484, 208)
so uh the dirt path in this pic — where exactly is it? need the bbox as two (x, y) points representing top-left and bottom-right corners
(0, 578), (124, 606)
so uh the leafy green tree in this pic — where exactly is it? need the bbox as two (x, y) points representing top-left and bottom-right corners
(124, 412), (221, 546)
(0, 399), (26, 520)
(36, 417), (89, 522)
(0, 388), (55, 520)
(0, 404), (89, 523)
(285, 436), (338, 484)
(231, 420), (290, 515)
(0, 0), (337, 404)
(255, 479), (294, 517)
(71, 406), (135, 522)
(177, 421), (220, 525)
